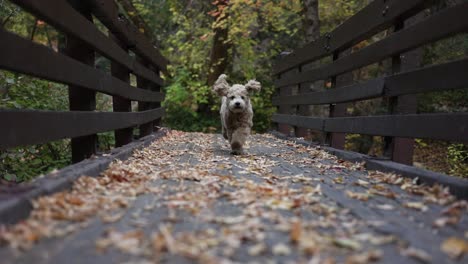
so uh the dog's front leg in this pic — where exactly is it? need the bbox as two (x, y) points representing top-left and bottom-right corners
(222, 125), (228, 140)
(220, 110), (228, 140)
(230, 126), (250, 155)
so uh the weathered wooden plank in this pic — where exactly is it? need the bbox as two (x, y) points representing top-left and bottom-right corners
(327, 50), (352, 149)
(271, 130), (468, 199)
(0, 131), (166, 225)
(110, 34), (133, 147)
(65, 0), (97, 163)
(275, 3), (468, 88)
(137, 59), (155, 137)
(272, 78), (384, 106)
(9, 0), (163, 86)
(273, 0), (427, 74)
(275, 68), (298, 135)
(90, 0), (168, 72)
(0, 28), (164, 103)
(294, 66), (308, 138)
(324, 113), (468, 142)
(384, 15), (422, 165)
(272, 58), (468, 106)
(0, 108), (165, 149)
(272, 114), (324, 130)
(1, 132), (467, 263)
(385, 58), (468, 97)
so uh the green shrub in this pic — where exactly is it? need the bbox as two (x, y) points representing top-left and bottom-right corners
(447, 144), (468, 178)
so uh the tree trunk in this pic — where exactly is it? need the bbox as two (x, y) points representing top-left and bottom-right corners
(30, 19), (38, 41)
(117, 0), (155, 43)
(297, 0), (320, 139)
(302, 0), (320, 43)
(207, 0), (231, 86)
(198, 0), (231, 116)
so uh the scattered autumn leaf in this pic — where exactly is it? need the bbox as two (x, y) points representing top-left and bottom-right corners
(441, 237), (468, 259)
(346, 249), (382, 264)
(272, 243), (291, 255)
(346, 190), (370, 201)
(400, 247), (432, 263)
(290, 220), (302, 244)
(403, 202), (428, 212)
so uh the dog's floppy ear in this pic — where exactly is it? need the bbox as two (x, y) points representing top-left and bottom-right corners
(212, 74), (230, 96)
(245, 79), (261, 93)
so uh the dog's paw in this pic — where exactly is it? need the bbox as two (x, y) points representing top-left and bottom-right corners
(230, 149), (244, 155)
(230, 141), (244, 155)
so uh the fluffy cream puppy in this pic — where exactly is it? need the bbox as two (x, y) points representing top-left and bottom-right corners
(212, 74), (261, 155)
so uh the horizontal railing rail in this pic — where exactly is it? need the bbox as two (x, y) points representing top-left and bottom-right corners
(272, 0), (468, 168)
(8, 0), (163, 86)
(0, 0), (168, 163)
(0, 108), (165, 149)
(273, 0), (429, 75)
(273, 58), (468, 105)
(275, 3), (468, 88)
(272, 113), (468, 142)
(90, 0), (168, 73)
(0, 29), (164, 102)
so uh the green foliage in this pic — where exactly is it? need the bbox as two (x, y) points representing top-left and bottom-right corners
(0, 71), (68, 110)
(162, 67), (220, 132)
(134, 0), (304, 133)
(1, 142), (70, 182)
(447, 144), (468, 178)
(0, 70), (71, 182)
(415, 139), (428, 148)
(319, 0), (368, 33)
(419, 34), (468, 113)
(0, 70), (116, 182)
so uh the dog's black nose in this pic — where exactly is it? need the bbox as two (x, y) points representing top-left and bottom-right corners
(235, 102), (241, 106)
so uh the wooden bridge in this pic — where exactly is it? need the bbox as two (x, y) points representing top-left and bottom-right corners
(1, 0), (467, 263)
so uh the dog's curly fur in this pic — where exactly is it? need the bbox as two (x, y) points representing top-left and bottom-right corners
(212, 74), (261, 155)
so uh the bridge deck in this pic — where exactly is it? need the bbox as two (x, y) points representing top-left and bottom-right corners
(1, 131), (467, 263)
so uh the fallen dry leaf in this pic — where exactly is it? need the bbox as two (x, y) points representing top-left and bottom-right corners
(441, 237), (468, 259)
(346, 190), (370, 202)
(400, 247), (432, 263)
(272, 243), (291, 255)
(248, 243), (266, 256)
(345, 249), (382, 264)
(432, 216), (459, 228)
(96, 229), (144, 255)
(375, 204), (394, 211)
(403, 202), (428, 212)
(100, 212), (125, 223)
(290, 220), (302, 244)
(1, 130), (466, 263)
(333, 238), (361, 250)
(355, 179), (370, 187)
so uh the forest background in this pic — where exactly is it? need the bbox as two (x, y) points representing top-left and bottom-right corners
(0, 0), (466, 182)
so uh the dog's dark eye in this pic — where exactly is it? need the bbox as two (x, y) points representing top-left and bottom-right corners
(230, 96), (235, 100)
(241, 96), (245, 100)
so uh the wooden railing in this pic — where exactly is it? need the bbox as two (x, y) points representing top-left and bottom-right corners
(0, 0), (167, 163)
(272, 0), (468, 166)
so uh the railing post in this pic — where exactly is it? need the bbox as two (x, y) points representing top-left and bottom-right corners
(294, 65), (309, 138)
(326, 50), (353, 149)
(110, 33), (133, 147)
(137, 59), (160, 137)
(276, 70), (295, 136)
(384, 15), (422, 165)
(64, 0), (97, 163)
(150, 66), (162, 129)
